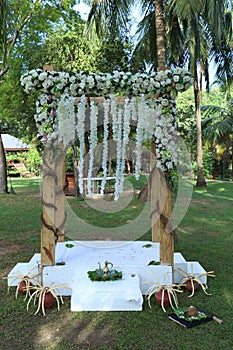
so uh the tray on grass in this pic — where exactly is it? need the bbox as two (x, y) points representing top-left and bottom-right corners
(169, 307), (223, 328)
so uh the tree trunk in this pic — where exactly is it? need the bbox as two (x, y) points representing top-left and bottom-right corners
(0, 133), (8, 193)
(231, 139), (233, 180)
(194, 67), (206, 187)
(155, 0), (166, 70)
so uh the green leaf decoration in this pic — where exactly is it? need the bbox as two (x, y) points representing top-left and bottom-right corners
(87, 269), (122, 282)
(142, 244), (153, 248)
(65, 243), (74, 248)
(148, 260), (160, 265)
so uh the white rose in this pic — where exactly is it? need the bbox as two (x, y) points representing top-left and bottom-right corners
(173, 75), (180, 83)
(38, 72), (48, 81)
(69, 75), (76, 83)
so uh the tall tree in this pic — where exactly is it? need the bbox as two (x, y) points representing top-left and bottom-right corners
(154, 0), (166, 70)
(0, 0), (9, 193)
(0, 0), (77, 193)
(169, 0), (232, 186)
(202, 98), (233, 179)
(133, 0), (232, 186)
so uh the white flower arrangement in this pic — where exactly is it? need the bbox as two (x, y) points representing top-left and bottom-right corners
(20, 67), (193, 196)
(21, 68), (193, 98)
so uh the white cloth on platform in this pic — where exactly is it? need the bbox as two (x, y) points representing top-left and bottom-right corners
(71, 272), (143, 311)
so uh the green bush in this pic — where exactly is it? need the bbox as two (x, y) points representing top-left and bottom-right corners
(25, 148), (42, 175)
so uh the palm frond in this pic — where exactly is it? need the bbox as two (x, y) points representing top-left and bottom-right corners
(86, 0), (133, 38)
(169, 0), (203, 19)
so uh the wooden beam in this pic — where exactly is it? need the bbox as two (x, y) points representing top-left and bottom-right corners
(41, 145), (66, 266)
(74, 96), (128, 105)
(150, 141), (174, 267)
(43, 65), (54, 72)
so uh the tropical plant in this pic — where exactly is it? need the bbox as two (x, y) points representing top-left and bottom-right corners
(0, 0), (78, 193)
(202, 98), (233, 179)
(133, 1), (233, 187)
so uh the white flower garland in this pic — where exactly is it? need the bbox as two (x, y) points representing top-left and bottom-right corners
(21, 67), (193, 97)
(87, 100), (98, 195)
(56, 95), (76, 147)
(153, 98), (178, 171)
(119, 98), (131, 193)
(110, 95), (118, 141)
(76, 95), (86, 195)
(114, 108), (123, 200)
(21, 67), (193, 192)
(135, 96), (146, 180)
(100, 98), (110, 196)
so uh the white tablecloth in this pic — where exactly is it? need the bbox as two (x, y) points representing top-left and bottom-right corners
(55, 241), (160, 268)
(71, 272), (143, 311)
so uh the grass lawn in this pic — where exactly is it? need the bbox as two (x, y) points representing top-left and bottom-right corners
(0, 177), (232, 350)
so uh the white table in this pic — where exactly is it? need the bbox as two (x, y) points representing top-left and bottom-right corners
(71, 272), (143, 311)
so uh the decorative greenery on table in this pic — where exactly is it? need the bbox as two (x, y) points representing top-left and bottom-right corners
(87, 269), (122, 282)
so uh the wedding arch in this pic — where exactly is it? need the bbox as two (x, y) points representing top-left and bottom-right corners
(21, 65), (193, 269)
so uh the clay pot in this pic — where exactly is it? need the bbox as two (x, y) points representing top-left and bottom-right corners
(39, 290), (55, 309)
(18, 280), (28, 294)
(155, 289), (170, 307)
(185, 278), (199, 292)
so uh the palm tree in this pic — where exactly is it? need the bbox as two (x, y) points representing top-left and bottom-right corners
(134, 0), (232, 186)
(86, 0), (133, 37)
(164, 0), (232, 186)
(202, 99), (233, 179)
(154, 0), (166, 69)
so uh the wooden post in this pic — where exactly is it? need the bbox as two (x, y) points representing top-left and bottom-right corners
(41, 144), (66, 266)
(150, 141), (174, 267)
(43, 65), (54, 72)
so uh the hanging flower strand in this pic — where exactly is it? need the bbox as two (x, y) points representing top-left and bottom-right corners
(76, 95), (86, 195)
(135, 95), (145, 180)
(100, 98), (110, 196)
(56, 95), (76, 147)
(87, 100), (98, 196)
(119, 98), (131, 193)
(114, 108), (123, 200)
(110, 94), (118, 141)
